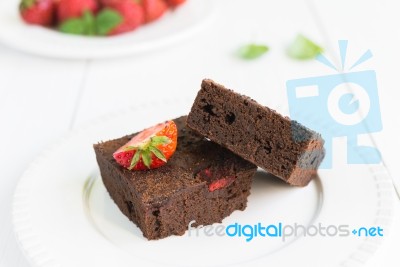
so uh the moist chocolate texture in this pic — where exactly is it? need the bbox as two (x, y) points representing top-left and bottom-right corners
(94, 116), (257, 240)
(187, 79), (325, 186)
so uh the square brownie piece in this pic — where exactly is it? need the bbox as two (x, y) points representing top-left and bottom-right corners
(187, 79), (325, 186)
(93, 116), (257, 240)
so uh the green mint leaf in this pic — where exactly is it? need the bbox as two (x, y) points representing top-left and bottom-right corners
(59, 19), (86, 35)
(149, 146), (167, 162)
(151, 136), (171, 146)
(58, 11), (96, 36)
(141, 150), (152, 169)
(95, 8), (123, 36)
(129, 150), (141, 170)
(287, 34), (323, 60)
(82, 10), (96, 36)
(238, 44), (269, 60)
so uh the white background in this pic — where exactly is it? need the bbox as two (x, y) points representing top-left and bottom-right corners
(1, 0), (399, 266)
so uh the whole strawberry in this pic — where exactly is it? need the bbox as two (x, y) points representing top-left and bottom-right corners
(165, 0), (186, 8)
(57, 0), (98, 22)
(113, 120), (178, 170)
(106, 0), (144, 35)
(19, 0), (55, 26)
(99, 0), (122, 5)
(142, 0), (168, 23)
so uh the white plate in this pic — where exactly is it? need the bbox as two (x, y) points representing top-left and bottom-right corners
(13, 98), (395, 267)
(0, 0), (215, 59)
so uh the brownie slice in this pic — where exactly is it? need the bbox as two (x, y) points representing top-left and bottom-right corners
(93, 116), (257, 240)
(187, 79), (325, 186)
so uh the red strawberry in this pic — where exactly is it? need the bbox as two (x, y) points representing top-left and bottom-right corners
(113, 120), (178, 170)
(209, 177), (235, 192)
(57, 0), (98, 22)
(165, 0), (186, 8)
(19, 0), (55, 26)
(107, 0), (144, 35)
(142, 0), (168, 23)
(196, 168), (236, 192)
(99, 0), (122, 6)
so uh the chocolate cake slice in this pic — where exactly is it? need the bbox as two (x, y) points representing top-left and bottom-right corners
(94, 116), (257, 240)
(187, 79), (325, 186)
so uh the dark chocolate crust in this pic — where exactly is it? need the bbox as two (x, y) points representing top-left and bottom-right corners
(93, 116), (257, 240)
(187, 79), (325, 186)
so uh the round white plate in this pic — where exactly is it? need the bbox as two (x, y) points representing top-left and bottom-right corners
(13, 98), (395, 267)
(0, 0), (215, 59)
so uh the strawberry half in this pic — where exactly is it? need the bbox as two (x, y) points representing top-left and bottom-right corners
(113, 120), (178, 170)
(19, 0), (55, 26)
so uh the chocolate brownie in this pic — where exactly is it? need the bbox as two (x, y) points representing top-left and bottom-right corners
(93, 116), (257, 240)
(187, 79), (325, 186)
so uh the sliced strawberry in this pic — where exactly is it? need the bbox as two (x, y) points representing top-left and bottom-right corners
(19, 0), (55, 26)
(142, 0), (168, 23)
(57, 0), (99, 22)
(165, 0), (186, 8)
(113, 120), (178, 170)
(107, 0), (144, 35)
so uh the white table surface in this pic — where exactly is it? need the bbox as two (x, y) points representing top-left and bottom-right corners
(1, 0), (399, 266)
